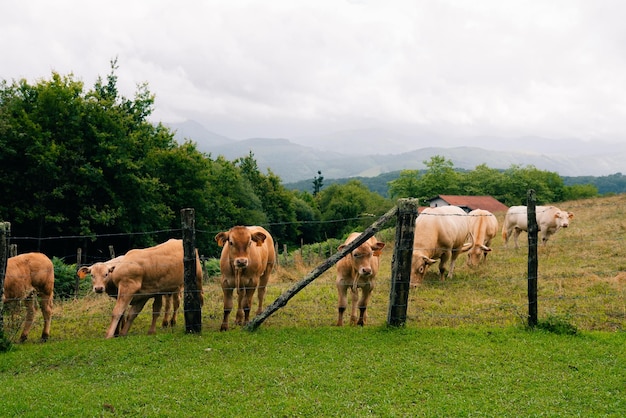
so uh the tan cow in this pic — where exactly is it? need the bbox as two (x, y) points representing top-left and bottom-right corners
(502, 205), (574, 248)
(78, 239), (203, 339)
(215, 226), (275, 331)
(77, 255), (180, 336)
(335, 232), (385, 326)
(411, 206), (473, 286)
(466, 209), (499, 267)
(2, 252), (54, 342)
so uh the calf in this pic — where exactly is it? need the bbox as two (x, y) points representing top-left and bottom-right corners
(502, 205), (574, 248)
(466, 209), (499, 267)
(215, 226), (275, 331)
(336, 233), (385, 326)
(78, 255), (180, 335)
(79, 239), (202, 339)
(3, 253), (54, 342)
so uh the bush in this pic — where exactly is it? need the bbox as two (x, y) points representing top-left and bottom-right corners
(52, 257), (90, 299)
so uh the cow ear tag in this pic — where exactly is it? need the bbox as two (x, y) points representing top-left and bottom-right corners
(77, 270), (87, 279)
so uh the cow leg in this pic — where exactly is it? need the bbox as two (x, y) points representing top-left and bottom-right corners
(513, 228), (521, 249)
(106, 284), (139, 339)
(356, 284), (373, 326)
(447, 252), (460, 280)
(336, 283), (348, 326)
(221, 285), (234, 331)
(161, 294), (172, 328)
(38, 291), (54, 342)
(241, 286), (256, 325)
(19, 292), (37, 343)
(170, 290), (181, 327)
(120, 297), (150, 336)
(148, 295), (163, 335)
(349, 288), (360, 325)
(439, 251), (451, 281)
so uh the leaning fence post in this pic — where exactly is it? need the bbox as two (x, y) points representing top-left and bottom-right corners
(527, 190), (538, 328)
(181, 208), (202, 334)
(387, 198), (419, 327)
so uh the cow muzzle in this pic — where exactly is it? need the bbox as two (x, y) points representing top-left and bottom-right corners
(234, 258), (249, 268)
(93, 286), (105, 293)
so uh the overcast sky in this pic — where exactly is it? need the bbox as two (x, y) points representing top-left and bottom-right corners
(3, 0), (626, 143)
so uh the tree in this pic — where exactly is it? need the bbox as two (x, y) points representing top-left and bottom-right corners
(387, 169), (422, 200)
(312, 171), (324, 196)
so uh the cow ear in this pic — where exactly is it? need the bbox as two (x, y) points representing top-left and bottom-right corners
(215, 232), (228, 247)
(568, 212), (574, 219)
(423, 256), (437, 265)
(251, 232), (267, 246)
(77, 267), (90, 279)
(338, 244), (347, 252)
(108, 266), (116, 274)
(372, 242), (385, 256)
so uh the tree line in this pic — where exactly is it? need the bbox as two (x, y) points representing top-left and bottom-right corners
(0, 63), (604, 260)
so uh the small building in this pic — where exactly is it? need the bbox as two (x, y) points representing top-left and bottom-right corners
(427, 195), (508, 214)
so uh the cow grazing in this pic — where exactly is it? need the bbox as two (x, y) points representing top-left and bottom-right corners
(78, 239), (203, 339)
(2, 253), (55, 342)
(502, 205), (574, 248)
(411, 206), (473, 286)
(215, 226), (275, 331)
(77, 255), (181, 335)
(466, 209), (499, 267)
(335, 232), (385, 326)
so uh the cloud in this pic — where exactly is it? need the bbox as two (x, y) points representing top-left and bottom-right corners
(3, 0), (626, 142)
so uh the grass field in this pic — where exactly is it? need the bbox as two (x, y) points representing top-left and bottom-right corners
(1, 194), (625, 416)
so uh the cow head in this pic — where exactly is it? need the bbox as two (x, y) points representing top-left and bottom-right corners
(338, 240), (385, 279)
(77, 263), (116, 293)
(467, 244), (492, 267)
(410, 254), (437, 286)
(555, 211), (574, 228)
(215, 226), (267, 269)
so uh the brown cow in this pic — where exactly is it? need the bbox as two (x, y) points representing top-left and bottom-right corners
(78, 239), (203, 339)
(502, 205), (574, 248)
(77, 255), (181, 335)
(335, 232), (385, 326)
(411, 206), (473, 286)
(466, 209), (499, 267)
(215, 226), (275, 331)
(2, 253), (54, 342)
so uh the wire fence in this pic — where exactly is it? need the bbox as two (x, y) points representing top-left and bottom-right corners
(2, 197), (625, 342)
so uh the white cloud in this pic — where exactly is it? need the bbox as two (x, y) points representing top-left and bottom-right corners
(3, 0), (626, 142)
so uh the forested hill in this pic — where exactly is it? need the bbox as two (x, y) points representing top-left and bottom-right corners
(285, 171), (626, 198)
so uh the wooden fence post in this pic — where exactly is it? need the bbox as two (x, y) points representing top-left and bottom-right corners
(0, 222), (11, 341)
(181, 208), (202, 334)
(74, 248), (82, 298)
(387, 198), (419, 327)
(527, 190), (538, 328)
(246, 204), (399, 331)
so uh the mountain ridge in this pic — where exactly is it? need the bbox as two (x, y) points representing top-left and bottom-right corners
(167, 120), (625, 183)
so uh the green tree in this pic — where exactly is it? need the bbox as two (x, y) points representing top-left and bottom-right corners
(317, 180), (392, 238)
(387, 169), (422, 200)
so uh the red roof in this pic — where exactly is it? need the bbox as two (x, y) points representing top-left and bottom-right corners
(431, 195), (509, 213)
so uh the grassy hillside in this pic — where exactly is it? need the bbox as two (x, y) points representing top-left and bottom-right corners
(1, 194), (624, 416)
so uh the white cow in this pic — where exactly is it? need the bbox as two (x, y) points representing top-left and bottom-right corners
(466, 209), (499, 267)
(411, 206), (473, 286)
(502, 205), (574, 248)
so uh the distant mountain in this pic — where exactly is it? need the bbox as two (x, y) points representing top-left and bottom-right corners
(167, 120), (625, 183)
(167, 120), (232, 148)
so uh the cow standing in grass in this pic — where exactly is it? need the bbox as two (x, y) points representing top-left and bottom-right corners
(215, 226), (275, 331)
(466, 209), (499, 267)
(3, 252), (55, 342)
(335, 232), (385, 326)
(78, 239), (203, 339)
(411, 206), (473, 286)
(502, 205), (574, 248)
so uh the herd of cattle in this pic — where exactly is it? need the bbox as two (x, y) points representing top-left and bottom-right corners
(1, 204), (574, 341)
